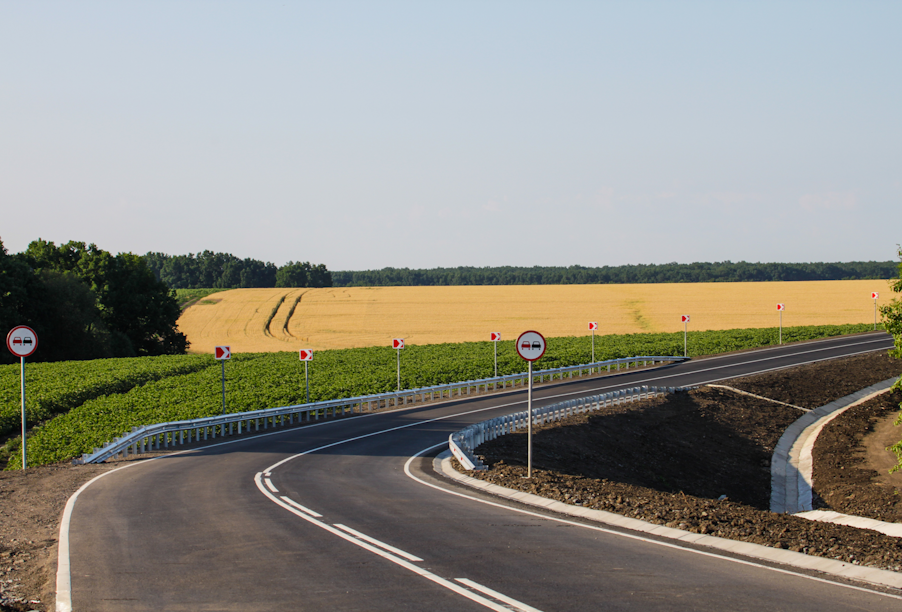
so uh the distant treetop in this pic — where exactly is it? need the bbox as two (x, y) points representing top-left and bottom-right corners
(330, 261), (897, 286)
(142, 251), (332, 289)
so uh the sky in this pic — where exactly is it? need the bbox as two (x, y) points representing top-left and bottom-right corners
(1, 1), (900, 270)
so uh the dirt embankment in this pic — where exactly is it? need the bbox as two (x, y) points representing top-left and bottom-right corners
(460, 352), (902, 572)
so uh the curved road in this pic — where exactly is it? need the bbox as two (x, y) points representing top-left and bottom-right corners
(65, 333), (900, 611)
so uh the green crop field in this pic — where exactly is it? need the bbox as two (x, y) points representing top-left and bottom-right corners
(1, 323), (880, 469)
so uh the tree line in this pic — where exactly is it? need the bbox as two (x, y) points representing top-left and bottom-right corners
(1, 239), (186, 363)
(142, 252), (332, 289)
(331, 261), (897, 287)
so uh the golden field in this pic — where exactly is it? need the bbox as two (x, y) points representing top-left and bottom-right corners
(177, 280), (894, 354)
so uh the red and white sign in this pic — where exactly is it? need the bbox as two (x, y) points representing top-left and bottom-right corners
(299, 349), (313, 361)
(490, 332), (501, 342)
(214, 346), (231, 360)
(392, 338), (405, 349)
(588, 322), (598, 331)
(6, 326), (38, 358)
(516, 330), (546, 361)
(681, 315), (690, 323)
(776, 303), (785, 312)
(872, 292), (879, 299)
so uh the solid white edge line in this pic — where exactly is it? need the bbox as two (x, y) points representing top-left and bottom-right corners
(252, 472), (532, 612)
(264, 478), (279, 493)
(403, 445), (902, 601)
(279, 496), (323, 517)
(55, 462), (143, 612)
(455, 578), (544, 612)
(333, 524), (424, 562)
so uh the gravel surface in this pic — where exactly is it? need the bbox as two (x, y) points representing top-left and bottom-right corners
(460, 352), (902, 573)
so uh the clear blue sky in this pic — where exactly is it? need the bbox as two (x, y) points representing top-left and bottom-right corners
(2, 1), (899, 269)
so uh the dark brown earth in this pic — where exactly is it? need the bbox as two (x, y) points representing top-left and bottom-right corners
(1, 351), (901, 611)
(460, 352), (902, 574)
(814, 391), (902, 521)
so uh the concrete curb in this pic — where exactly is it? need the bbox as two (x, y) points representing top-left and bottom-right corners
(770, 378), (899, 514)
(796, 510), (902, 538)
(435, 452), (902, 590)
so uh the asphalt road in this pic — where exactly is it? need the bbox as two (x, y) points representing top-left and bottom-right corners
(66, 333), (901, 611)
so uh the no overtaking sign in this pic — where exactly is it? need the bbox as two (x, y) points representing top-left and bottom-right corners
(7, 326), (38, 358)
(516, 330), (546, 362)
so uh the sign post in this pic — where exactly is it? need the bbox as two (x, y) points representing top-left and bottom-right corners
(392, 339), (405, 391)
(588, 322), (598, 362)
(516, 330), (546, 479)
(681, 315), (690, 357)
(872, 292), (880, 330)
(214, 346), (231, 414)
(776, 304), (785, 344)
(490, 332), (501, 377)
(7, 326), (38, 470)
(299, 349), (313, 403)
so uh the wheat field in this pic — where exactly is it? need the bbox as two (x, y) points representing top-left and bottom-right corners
(176, 280), (893, 354)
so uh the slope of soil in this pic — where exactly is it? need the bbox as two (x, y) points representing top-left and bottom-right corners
(814, 390), (902, 521)
(461, 352), (902, 573)
(0, 464), (117, 611)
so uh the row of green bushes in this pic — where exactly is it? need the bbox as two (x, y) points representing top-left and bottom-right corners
(2, 323), (880, 469)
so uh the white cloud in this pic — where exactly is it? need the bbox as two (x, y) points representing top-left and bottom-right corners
(799, 192), (858, 213)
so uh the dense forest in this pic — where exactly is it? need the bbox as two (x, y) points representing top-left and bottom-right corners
(142, 252), (332, 289)
(1, 239), (186, 363)
(331, 261), (897, 286)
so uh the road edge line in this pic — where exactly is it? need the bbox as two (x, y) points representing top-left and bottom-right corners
(55, 462), (143, 612)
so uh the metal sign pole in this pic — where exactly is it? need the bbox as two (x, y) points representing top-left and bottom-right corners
(494, 341), (498, 378)
(875, 298), (878, 330)
(591, 328), (595, 363)
(397, 348), (401, 392)
(305, 361), (310, 404)
(779, 310), (783, 345)
(684, 320), (688, 357)
(20, 356), (26, 470)
(220, 361), (226, 415)
(527, 360), (533, 479)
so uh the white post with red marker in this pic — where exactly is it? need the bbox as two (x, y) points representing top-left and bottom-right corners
(299, 349), (313, 404)
(588, 322), (598, 363)
(490, 332), (501, 377)
(214, 346), (231, 414)
(872, 292), (880, 330)
(392, 339), (405, 391)
(516, 330), (546, 479)
(681, 315), (690, 357)
(7, 326), (38, 470)
(776, 304), (785, 344)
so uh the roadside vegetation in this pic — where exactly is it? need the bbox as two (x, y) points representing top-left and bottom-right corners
(879, 247), (902, 470)
(0, 322), (879, 469)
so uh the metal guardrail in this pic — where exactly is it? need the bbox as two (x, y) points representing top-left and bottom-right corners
(449, 385), (684, 470)
(77, 355), (688, 464)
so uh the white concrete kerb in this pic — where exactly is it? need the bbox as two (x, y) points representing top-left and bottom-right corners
(770, 378), (899, 514)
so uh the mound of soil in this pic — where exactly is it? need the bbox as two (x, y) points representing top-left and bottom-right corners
(814, 390), (902, 521)
(0, 464), (116, 611)
(461, 352), (902, 572)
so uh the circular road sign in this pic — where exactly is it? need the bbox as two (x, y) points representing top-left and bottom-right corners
(516, 330), (546, 362)
(7, 326), (38, 358)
